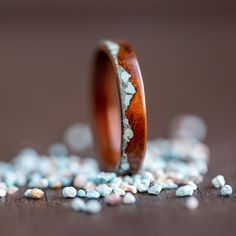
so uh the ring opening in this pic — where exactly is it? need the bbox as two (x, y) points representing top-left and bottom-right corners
(93, 50), (122, 169)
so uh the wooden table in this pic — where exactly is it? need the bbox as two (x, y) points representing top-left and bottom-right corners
(0, 2), (236, 235)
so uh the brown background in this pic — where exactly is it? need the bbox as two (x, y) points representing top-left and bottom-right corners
(0, 1), (236, 236)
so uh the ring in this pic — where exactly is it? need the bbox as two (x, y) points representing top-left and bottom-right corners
(92, 40), (147, 175)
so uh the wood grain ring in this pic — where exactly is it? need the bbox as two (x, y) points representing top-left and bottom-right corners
(92, 40), (147, 175)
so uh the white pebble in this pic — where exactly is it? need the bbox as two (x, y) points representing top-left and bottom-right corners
(7, 186), (19, 195)
(148, 184), (162, 195)
(64, 123), (93, 152)
(24, 189), (32, 197)
(62, 187), (77, 198)
(171, 114), (207, 141)
(211, 175), (225, 188)
(113, 187), (126, 196)
(86, 200), (102, 214)
(220, 185), (233, 196)
(176, 185), (194, 197)
(186, 197), (199, 210)
(187, 181), (198, 190)
(71, 198), (86, 211)
(0, 189), (7, 197)
(123, 192), (136, 204)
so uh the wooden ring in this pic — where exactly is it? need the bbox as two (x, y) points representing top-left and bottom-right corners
(92, 40), (147, 175)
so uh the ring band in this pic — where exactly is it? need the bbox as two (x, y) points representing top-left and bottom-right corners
(92, 40), (147, 175)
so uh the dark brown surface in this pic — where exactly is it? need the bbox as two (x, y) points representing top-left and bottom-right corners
(0, 1), (236, 236)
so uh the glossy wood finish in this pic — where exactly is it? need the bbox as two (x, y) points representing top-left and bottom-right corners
(92, 40), (147, 174)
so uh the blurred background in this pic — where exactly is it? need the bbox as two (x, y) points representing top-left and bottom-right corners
(0, 0), (236, 179)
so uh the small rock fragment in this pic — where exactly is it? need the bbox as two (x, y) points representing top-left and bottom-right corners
(86, 190), (100, 199)
(137, 183), (149, 193)
(186, 197), (199, 210)
(62, 186), (77, 198)
(123, 192), (136, 204)
(211, 175), (225, 188)
(187, 181), (198, 190)
(31, 188), (44, 199)
(112, 187), (126, 196)
(7, 186), (19, 195)
(71, 198), (86, 211)
(86, 200), (102, 214)
(0, 189), (7, 197)
(96, 184), (112, 197)
(24, 188), (44, 199)
(77, 189), (86, 198)
(148, 185), (162, 195)
(24, 189), (32, 197)
(176, 185), (194, 197)
(121, 183), (137, 194)
(104, 194), (121, 205)
(220, 185), (233, 196)
(160, 182), (178, 190)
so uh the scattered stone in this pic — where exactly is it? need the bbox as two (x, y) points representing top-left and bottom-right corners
(24, 189), (32, 198)
(64, 123), (93, 152)
(86, 200), (102, 214)
(7, 186), (19, 195)
(112, 187), (126, 196)
(137, 183), (149, 193)
(73, 175), (87, 188)
(86, 190), (100, 199)
(71, 198), (86, 211)
(176, 185), (194, 197)
(24, 188), (44, 199)
(62, 187), (77, 198)
(48, 143), (68, 157)
(211, 175), (225, 188)
(95, 172), (116, 183)
(186, 197), (199, 210)
(220, 185), (233, 196)
(77, 189), (86, 198)
(123, 192), (136, 204)
(31, 188), (44, 199)
(121, 183), (137, 194)
(187, 181), (198, 190)
(160, 182), (178, 190)
(104, 194), (121, 205)
(170, 114), (207, 141)
(0, 116), (212, 215)
(0, 189), (7, 197)
(96, 184), (112, 197)
(148, 184), (162, 195)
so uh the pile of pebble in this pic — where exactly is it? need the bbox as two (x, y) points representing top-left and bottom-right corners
(0, 115), (233, 214)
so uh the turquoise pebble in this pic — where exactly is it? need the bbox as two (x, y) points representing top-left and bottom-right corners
(48, 143), (68, 157)
(96, 184), (112, 197)
(86, 200), (102, 214)
(123, 192), (136, 204)
(220, 185), (233, 196)
(112, 187), (126, 196)
(176, 185), (194, 197)
(211, 175), (225, 188)
(77, 189), (86, 197)
(62, 186), (77, 198)
(94, 172), (116, 183)
(24, 189), (32, 197)
(161, 182), (178, 189)
(86, 190), (100, 199)
(148, 185), (162, 195)
(137, 183), (149, 193)
(71, 198), (86, 211)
